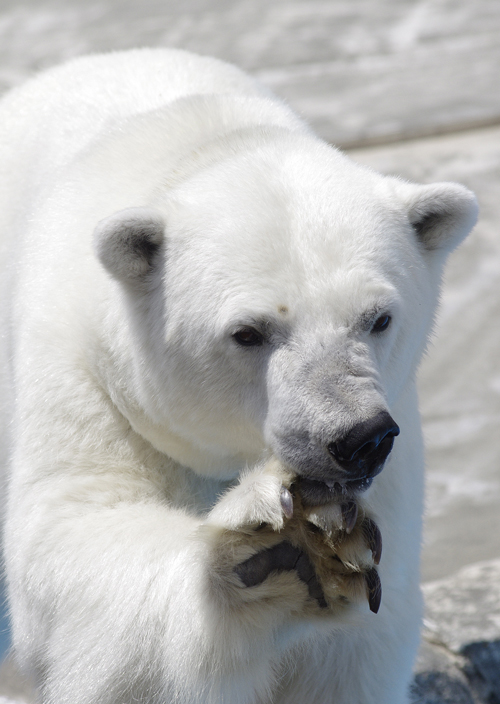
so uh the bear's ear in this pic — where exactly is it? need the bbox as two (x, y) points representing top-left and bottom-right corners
(399, 182), (478, 252)
(93, 207), (165, 282)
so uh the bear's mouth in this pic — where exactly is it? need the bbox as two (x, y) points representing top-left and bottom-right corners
(296, 475), (375, 507)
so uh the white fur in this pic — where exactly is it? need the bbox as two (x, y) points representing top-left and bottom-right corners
(0, 48), (477, 704)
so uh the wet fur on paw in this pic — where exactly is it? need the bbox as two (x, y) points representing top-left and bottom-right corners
(204, 461), (383, 618)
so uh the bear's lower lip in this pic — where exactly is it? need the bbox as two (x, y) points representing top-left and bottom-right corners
(297, 475), (374, 507)
(346, 475), (375, 492)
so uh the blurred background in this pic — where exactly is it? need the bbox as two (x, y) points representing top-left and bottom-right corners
(0, 0), (499, 697)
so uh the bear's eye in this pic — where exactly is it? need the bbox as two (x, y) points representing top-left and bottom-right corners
(232, 326), (264, 347)
(371, 315), (391, 333)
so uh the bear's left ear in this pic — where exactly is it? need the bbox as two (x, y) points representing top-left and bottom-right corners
(93, 207), (165, 282)
(398, 181), (478, 253)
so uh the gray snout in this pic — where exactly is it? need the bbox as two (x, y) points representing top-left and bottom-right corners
(266, 342), (400, 505)
(293, 410), (400, 506)
(328, 411), (400, 481)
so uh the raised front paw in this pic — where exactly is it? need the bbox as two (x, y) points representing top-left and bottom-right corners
(206, 460), (383, 617)
(206, 458), (294, 532)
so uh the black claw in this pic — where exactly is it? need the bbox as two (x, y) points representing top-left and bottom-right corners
(363, 518), (382, 565)
(341, 501), (358, 534)
(365, 567), (382, 614)
(280, 487), (294, 519)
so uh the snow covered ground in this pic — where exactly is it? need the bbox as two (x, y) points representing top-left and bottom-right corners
(1, 0), (499, 692)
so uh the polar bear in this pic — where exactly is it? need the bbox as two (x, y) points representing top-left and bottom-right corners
(0, 49), (477, 704)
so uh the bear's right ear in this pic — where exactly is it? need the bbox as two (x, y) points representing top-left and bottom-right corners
(396, 181), (478, 254)
(93, 207), (165, 282)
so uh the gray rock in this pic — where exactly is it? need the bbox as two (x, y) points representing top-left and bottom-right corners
(422, 559), (500, 653)
(412, 639), (481, 704)
(412, 559), (500, 703)
(462, 640), (500, 704)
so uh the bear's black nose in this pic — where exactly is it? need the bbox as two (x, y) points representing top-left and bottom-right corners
(328, 411), (400, 479)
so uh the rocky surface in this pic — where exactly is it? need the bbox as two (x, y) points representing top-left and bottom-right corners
(412, 559), (500, 703)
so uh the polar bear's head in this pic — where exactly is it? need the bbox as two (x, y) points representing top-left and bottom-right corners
(94, 129), (477, 499)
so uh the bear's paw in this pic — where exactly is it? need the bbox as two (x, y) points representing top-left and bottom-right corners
(204, 460), (383, 618)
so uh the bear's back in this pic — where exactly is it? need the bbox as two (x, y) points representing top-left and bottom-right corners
(0, 49), (267, 239)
